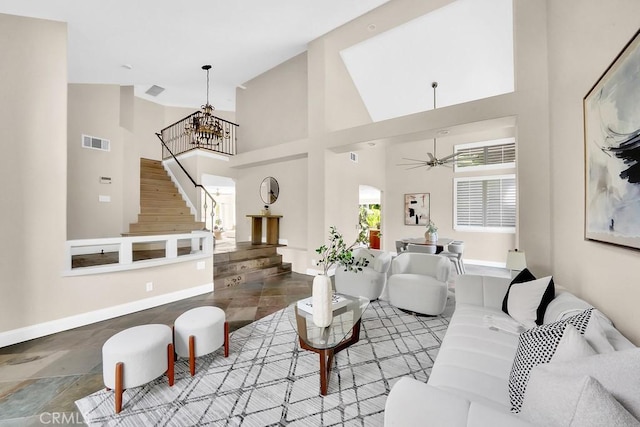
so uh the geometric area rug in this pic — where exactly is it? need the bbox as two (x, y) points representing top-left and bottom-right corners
(76, 299), (452, 426)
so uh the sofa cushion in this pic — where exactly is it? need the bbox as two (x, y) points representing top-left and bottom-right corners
(506, 276), (555, 329)
(428, 305), (520, 411)
(509, 309), (594, 412)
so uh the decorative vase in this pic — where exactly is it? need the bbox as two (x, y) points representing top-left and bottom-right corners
(312, 275), (333, 327)
(425, 231), (438, 242)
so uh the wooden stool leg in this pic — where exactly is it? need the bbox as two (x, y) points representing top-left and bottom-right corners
(115, 362), (123, 414)
(224, 321), (229, 357)
(189, 335), (196, 376)
(167, 343), (175, 386)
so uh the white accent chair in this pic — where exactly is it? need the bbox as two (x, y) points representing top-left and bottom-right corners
(440, 241), (465, 274)
(387, 252), (451, 315)
(406, 243), (436, 254)
(335, 248), (392, 301)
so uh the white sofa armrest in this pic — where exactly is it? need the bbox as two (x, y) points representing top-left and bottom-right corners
(384, 378), (470, 427)
(384, 378), (533, 427)
(455, 274), (511, 310)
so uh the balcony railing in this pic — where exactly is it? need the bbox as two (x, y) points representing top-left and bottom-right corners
(159, 112), (238, 159)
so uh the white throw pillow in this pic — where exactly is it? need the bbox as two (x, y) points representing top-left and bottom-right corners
(520, 372), (640, 426)
(509, 309), (595, 413)
(507, 276), (554, 329)
(524, 348), (640, 420)
(551, 324), (597, 363)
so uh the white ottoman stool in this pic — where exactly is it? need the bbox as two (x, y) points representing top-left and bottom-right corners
(102, 324), (174, 413)
(173, 306), (229, 376)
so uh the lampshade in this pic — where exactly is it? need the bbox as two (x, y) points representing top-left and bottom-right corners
(506, 249), (527, 271)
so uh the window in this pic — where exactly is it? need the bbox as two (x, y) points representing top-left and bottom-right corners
(454, 175), (516, 232)
(454, 137), (515, 172)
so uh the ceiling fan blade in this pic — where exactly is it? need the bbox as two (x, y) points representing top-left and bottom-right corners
(405, 164), (429, 170)
(439, 152), (462, 162)
(427, 152), (436, 161)
(401, 157), (430, 163)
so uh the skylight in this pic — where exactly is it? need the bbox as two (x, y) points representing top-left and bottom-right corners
(340, 0), (514, 122)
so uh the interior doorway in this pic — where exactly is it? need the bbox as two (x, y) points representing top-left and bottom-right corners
(359, 185), (382, 249)
(202, 174), (236, 245)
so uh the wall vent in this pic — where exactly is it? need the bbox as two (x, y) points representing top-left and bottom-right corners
(349, 152), (359, 163)
(82, 135), (110, 152)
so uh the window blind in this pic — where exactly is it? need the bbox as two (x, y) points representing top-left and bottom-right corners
(455, 176), (516, 229)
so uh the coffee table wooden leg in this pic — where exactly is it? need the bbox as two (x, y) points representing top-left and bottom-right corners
(319, 348), (335, 396)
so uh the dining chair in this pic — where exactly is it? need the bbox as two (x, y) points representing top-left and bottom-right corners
(406, 243), (437, 254)
(395, 240), (408, 254)
(440, 241), (465, 274)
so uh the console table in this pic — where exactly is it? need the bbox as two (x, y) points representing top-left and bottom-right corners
(246, 214), (282, 245)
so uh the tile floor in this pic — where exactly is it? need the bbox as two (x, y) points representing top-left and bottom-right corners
(0, 262), (508, 426)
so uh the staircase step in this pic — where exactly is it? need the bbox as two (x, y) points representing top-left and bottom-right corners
(140, 192), (184, 200)
(141, 178), (173, 186)
(213, 246), (279, 264)
(214, 254), (283, 277)
(137, 214), (196, 222)
(140, 184), (178, 193)
(214, 262), (292, 290)
(122, 230), (207, 237)
(140, 206), (192, 215)
(129, 222), (205, 233)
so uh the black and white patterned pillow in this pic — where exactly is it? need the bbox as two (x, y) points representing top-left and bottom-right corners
(509, 308), (594, 413)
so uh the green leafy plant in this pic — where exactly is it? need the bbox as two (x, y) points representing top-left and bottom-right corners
(315, 226), (370, 275)
(426, 220), (438, 233)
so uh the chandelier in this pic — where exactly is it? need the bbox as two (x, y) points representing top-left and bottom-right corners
(398, 82), (464, 170)
(184, 65), (230, 145)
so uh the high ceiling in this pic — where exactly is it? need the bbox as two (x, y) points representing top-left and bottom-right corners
(0, 0), (389, 111)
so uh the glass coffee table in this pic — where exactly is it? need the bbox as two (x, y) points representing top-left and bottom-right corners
(287, 294), (369, 396)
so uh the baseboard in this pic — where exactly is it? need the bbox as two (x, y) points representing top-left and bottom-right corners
(0, 283), (213, 348)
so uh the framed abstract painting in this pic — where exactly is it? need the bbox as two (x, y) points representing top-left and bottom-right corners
(404, 193), (430, 226)
(584, 28), (640, 249)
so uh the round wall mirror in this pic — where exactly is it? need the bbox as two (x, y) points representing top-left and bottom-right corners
(260, 177), (279, 205)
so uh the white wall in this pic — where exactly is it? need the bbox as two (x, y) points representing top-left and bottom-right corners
(546, 0), (640, 344)
(236, 53), (308, 152)
(384, 127), (516, 262)
(67, 84), (124, 238)
(0, 14), (212, 339)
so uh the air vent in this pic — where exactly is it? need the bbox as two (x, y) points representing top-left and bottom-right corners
(82, 135), (110, 152)
(145, 85), (165, 96)
(349, 152), (359, 163)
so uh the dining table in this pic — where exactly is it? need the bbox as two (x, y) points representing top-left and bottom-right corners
(401, 237), (453, 254)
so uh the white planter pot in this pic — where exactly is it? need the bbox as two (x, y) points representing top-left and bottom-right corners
(425, 231), (438, 242)
(312, 274), (333, 327)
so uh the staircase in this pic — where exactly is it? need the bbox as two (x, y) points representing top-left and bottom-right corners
(214, 243), (292, 289)
(125, 158), (205, 236)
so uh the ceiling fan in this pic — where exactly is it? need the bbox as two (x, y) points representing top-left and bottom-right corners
(398, 82), (465, 170)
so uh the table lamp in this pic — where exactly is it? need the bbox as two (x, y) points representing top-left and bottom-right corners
(506, 249), (527, 278)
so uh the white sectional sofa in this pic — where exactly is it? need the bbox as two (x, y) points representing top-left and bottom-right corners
(384, 274), (639, 426)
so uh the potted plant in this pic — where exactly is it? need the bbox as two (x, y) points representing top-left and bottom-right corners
(313, 226), (369, 327)
(213, 218), (223, 239)
(425, 220), (438, 242)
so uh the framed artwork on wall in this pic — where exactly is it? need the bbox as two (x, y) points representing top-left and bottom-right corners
(584, 28), (640, 250)
(404, 193), (430, 226)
